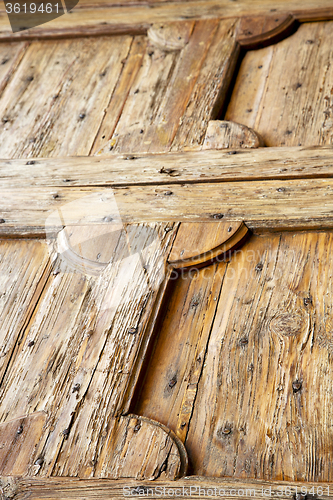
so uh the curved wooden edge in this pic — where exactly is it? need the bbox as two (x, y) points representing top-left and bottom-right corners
(169, 221), (250, 269)
(129, 415), (189, 478)
(236, 14), (298, 50)
(147, 21), (193, 51)
(94, 414), (188, 480)
(203, 120), (265, 150)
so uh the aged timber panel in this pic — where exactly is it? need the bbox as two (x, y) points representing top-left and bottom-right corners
(225, 21), (333, 147)
(135, 229), (333, 482)
(0, 222), (179, 477)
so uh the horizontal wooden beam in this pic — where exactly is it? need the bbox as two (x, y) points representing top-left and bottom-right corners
(1, 475), (332, 499)
(0, 1), (332, 41)
(1, 147), (333, 236)
(1, 146), (333, 188)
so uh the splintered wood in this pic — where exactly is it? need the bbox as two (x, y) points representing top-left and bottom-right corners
(135, 230), (333, 482)
(0, 223), (178, 478)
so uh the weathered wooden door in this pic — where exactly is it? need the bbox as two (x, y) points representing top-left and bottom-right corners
(1, 1), (333, 498)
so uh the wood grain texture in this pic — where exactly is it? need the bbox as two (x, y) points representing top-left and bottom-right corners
(94, 415), (188, 479)
(91, 35), (147, 155)
(136, 230), (333, 481)
(3, 146), (333, 190)
(226, 21), (333, 148)
(0, 2), (332, 41)
(170, 19), (239, 151)
(0, 240), (51, 385)
(202, 121), (265, 150)
(5, 175), (333, 233)
(0, 476), (332, 500)
(169, 221), (249, 268)
(139, 19), (220, 153)
(0, 36), (132, 158)
(0, 412), (47, 476)
(237, 14), (297, 49)
(0, 223), (177, 477)
(94, 24), (193, 155)
(147, 22), (193, 51)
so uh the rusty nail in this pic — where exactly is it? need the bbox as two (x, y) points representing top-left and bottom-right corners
(303, 297), (312, 306)
(72, 383), (80, 393)
(277, 187), (286, 192)
(168, 376), (177, 388)
(221, 427), (231, 435)
(35, 457), (44, 466)
(228, 226), (232, 232)
(17, 425), (23, 435)
(28, 340), (35, 347)
(134, 423), (141, 432)
(255, 262), (263, 272)
(26, 160), (36, 165)
(227, 151), (238, 155)
(103, 216), (113, 222)
(210, 213), (224, 219)
(180, 422), (186, 428)
(0, 219), (5, 224)
(52, 193), (59, 199)
(239, 337), (248, 345)
(164, 191), (173, 196)
(125, 155), (136, 160)
(292, 380), (302, 393)
(128, 327), (138, 335)
(62, 428), (70, 438)
(79, 113), (86, 120)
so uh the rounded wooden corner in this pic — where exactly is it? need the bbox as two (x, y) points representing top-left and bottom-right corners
(169, 221), (250, 269)
(237, 14), (298, 50)
(94, 414), (188, 480)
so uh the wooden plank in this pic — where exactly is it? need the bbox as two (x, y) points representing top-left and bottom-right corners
(0, 2), (332, 42)
(225, 21), (333, 148)
(1, 475), (332, 499)
(184, 231), (333, 481)
(0, 412), (47, 476)
(171, 19), (239, 151)
(0, 36), (132, 158)
(5, 175), (333, 232)
(95, 23), (194, 155)
(142, 19), (219, 153)
(2, 146), (333, 189)
(0, 223), (177, 477)
(0, 239), (51, 384)
(91, 35), (148, 155)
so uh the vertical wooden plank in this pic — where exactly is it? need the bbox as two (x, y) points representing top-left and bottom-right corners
(91, 36), (147, 155)
(142, 19), (219, 153)
(0, 240), (50, 388)
(226, 21), (333, 147)
(171, 19), (240, 151)
(0, 36), (132, 158)
(96, 22), (194, 155)
(186, 231), (333, 482)
(0, 42), (28, 94)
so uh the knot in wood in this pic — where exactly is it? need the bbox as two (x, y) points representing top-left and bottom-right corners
(269, 312), (306, 337)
